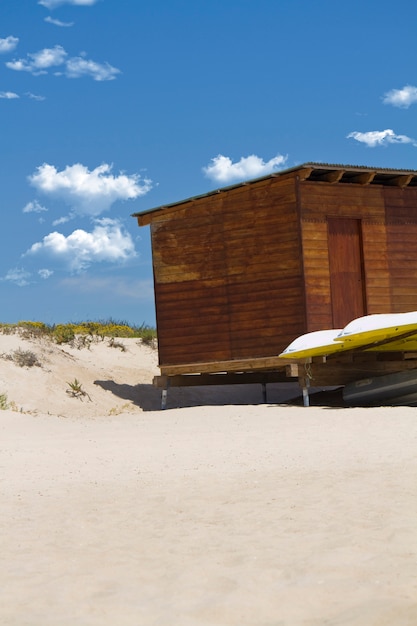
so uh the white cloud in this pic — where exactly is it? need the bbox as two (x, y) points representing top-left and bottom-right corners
(29, 162), (152, 216)
(6, 45), (119, 81)
(3, 268), (31, 287)
(25, 92), (46, 101)
(6, 45), (67, 74)
(65, 57), (120, 81)
(23, 200), (48, 213)
(26, 218), (137, 272)
(33, 47), (68, 69)
(44, 16), (74, 27)
(38, 269), (54, 279)
(347, 129), (416, 147)
(383, 85), (417, 109)
(52, 215), (73, 226)
(39, 0), (98, 7)
(0, 91), (19, 99)
(203, 153), (288, 183)
(0, 36), (19, 53)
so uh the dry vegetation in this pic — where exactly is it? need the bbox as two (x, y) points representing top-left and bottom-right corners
(0, 319), (157, 411)
(0, 319), (157, 346)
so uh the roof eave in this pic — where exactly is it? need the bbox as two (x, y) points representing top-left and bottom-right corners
(132, 162), (417, 225)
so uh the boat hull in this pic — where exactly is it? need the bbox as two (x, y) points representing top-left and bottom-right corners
(343, 368), (417, 406)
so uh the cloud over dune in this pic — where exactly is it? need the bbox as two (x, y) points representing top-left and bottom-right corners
(29, 162), (152, 217)
(26, 218), (137, 272)
(3, 268), (31, 287)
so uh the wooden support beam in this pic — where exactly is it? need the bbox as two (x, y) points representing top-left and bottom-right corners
(297, 167), (314, 181)
(349, 171), (376, 185)
(153, 370), (289, 388)
(388, 174), (414, 187)
(160, 356), (288, 376)
(322, 170), (344, 183)
(286, 363), (299, 378)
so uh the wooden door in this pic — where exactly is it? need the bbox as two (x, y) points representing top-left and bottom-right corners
(327, 217), (367, 328)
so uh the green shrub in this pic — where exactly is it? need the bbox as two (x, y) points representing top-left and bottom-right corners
(53, 325), (75, 344)
(137, 324), (157, 346)
(17, 321), (49, 332)
(68, 319), (156, 341)
(17, 321), (51, 340)
(104, 324), (135, 337)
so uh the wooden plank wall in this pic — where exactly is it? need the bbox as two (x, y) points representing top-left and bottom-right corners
(223, 177), (305, 358)
(361, 220), (391, 313)
(299, 181), (390, 331)
(151, 174), (305, 366)
(152, 194), (231, 365)
(385, 187), (417, 312)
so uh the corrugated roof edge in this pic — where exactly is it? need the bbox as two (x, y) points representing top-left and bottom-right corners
(131, 162), (417, 219)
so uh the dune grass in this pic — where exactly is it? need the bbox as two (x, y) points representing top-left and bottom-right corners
(0, 319), (157, 347)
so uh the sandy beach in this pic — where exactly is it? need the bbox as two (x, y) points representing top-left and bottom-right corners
(1, 332), (417, 625)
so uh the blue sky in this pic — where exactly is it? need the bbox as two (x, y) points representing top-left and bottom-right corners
(1, 0), (416, 326)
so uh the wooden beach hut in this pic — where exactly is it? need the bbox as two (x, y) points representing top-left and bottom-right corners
(133, 163), (417, 395)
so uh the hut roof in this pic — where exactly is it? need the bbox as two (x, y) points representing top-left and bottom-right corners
(132, 162), (417, 226)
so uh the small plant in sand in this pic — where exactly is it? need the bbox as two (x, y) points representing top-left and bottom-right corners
(0, 392), (9, 410)
(108, 337), (126, 351)
(66, 378), (91, 401)
(137, 324), (157, 348)
(72, 334), (94, 350)
(5, 348), (41, 368)
(0, 393), (18, 411)
(108, 402), (131, 416)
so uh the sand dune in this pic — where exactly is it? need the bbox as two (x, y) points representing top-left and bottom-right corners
(1, 332), (416, 625)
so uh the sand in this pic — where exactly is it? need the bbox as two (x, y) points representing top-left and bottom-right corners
(1, 332), (417, 625)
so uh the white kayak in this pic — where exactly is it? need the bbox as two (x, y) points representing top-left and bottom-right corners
(279, 311), (417, 360)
